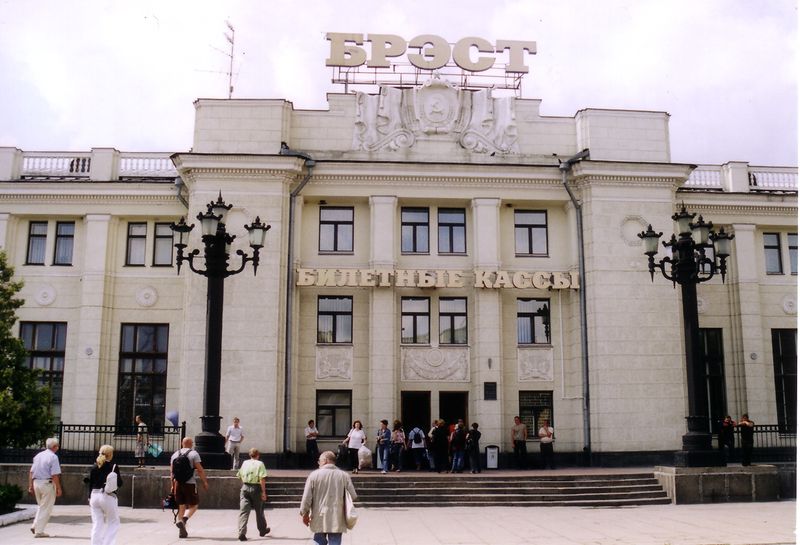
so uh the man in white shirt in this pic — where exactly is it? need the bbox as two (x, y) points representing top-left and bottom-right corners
(538, 419), (555, 469)
(226, 417), (245, 470)
(28, 437), (62, 538)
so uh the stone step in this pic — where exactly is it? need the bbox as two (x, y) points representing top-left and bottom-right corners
(263, 472), (671, 508)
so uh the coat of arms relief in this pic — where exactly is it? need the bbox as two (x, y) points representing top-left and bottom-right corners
(353, 76), (518, 154)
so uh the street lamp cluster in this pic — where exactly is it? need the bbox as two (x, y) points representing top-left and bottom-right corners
(638, 204), (734, 467)
(170, 193), (270, 468)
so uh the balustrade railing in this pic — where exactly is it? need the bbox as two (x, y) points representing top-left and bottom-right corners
(685, 167), (722, 189)
(119, 152), (177, 178)
(749, 169), (799, 190)
(21, 153), (92, 179)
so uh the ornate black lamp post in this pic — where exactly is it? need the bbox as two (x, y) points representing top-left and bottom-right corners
(171, 193), (270, 468)
(638, 204), (734, 467)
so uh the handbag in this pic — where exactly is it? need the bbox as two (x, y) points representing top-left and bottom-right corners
(344, 489), (358, 529)
(104, 464), (118, 494)
(147, 443), (163, 457)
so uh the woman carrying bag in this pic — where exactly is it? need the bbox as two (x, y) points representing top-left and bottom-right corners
(343, 420), (366, 474)
(88, 444), (122, 545)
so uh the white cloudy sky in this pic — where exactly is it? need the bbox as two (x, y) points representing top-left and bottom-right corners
(0, 0), (796, 166)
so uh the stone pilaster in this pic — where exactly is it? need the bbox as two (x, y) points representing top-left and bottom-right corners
(728, 224), (768, 420)
(368, 195), (397, 424)
(64, 214), (112, 423)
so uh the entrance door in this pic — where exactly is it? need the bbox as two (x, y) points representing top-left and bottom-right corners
(401, 391), (430, 432)
(439, 391), (468, 427)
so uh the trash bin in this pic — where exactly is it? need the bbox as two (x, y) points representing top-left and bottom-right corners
(485, 445), (499, 469)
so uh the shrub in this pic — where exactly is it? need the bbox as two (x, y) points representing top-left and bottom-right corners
(0, 484), (23, 514)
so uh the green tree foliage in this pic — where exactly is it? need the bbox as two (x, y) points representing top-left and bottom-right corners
(0, 251), (54, 448)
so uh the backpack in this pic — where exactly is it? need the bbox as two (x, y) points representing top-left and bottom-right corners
(172, 450), (194, 483)
(412, 429), (423, 445)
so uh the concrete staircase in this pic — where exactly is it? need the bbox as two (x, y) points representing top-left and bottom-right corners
(267, 472), (671, 508)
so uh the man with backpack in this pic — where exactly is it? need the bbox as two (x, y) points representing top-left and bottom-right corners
(406, 425), (426, 471)
(170, 437), (208, 539)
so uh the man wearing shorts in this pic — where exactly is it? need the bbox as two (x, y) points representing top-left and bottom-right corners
(171, 437), (208, 539)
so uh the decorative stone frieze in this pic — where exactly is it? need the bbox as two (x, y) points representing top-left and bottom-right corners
(518, 346), (554, 381)
(316, 345), (353, 380)
(354, 77), (517, 154)
(401, 346), (469, 381)
(782, 295), (797, 315)
(34, 284), (56, 306)
(620, 215), (649, 246)
(135, 286), (158, 307)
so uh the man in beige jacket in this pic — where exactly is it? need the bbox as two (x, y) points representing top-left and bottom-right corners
(300, 450), (358, 545)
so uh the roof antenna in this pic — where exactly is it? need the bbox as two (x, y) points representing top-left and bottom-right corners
(224, 21), (235, 99)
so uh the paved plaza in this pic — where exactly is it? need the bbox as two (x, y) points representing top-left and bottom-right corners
(0, 501), (795, 545)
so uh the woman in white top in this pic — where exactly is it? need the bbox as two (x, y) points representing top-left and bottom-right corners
(343, 420), (366, 473)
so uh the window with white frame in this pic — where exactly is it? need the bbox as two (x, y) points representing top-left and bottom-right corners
(317, 296), (353, 343)
(514, 210), (548, 256)
(517, 298), (551, 344)
(319, 207), (354, 253)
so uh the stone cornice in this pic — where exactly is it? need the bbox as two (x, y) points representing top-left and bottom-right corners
(0, 192), (180, 204)
(309, 174), (562, 188)
(679, 202), (796, 217)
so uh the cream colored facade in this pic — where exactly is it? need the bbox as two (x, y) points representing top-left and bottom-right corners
(0, 83), (796, 461)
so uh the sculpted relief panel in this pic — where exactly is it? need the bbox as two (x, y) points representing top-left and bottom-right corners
(401, 346), (469, 381)
(354, 76), (518, 154)
(518, 347), (554, 381)
(316, 346), (353, 381)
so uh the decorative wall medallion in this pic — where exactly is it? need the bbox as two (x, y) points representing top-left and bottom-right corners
(696, 296), (708, 315)
(782, 295), (797, 315)
(354, 76), (517, 154)
(316, 346), (353, 380)
(401, 346), (469, 381)
(136, 286), (158, 307)
(34, 284), (56, 306)
(620, 216), (649, 247)
(518, 347), (554, 381)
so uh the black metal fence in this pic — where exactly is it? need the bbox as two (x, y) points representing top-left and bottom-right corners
(722, 424), (796, 463)
(0, 421), (186, 466)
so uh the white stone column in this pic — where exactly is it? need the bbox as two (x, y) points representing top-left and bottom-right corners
(0, 213), (10, 250)
(63, 214), (112, 424)
(728, 224), (768, 420)
(471, 198), (501, 269)
(470, 198), (503, 447)
(368, 196), (397, 424)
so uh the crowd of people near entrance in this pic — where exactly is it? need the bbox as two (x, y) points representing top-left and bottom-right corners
(22, 413), (759, 543)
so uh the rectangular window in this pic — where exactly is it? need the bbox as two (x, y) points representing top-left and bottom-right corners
(514, 210), (548, 256)
(772, 329), (797, 432)
(316, 390), (352, 437)
(519, 390), (553, 435)
(126, 223), (147, 266)
(700, 328), (727, 433)
(517, 298), (551, 344)
(153, 223), (174, 266)
(53, 222), (74, 265)
(438, 208), (466, 254)
(20, 322), (67, 421)
(764, 232), (783, 274)
(484, 382), (497, 401)
(116, 324), (169, 430)
(401, 207), (429, 253)
(789, 233), (797, 275)
(26, 221), (48, 265)
(319, 207), (354, 253)
(439, 297), (467, 344)
(401, 297), (430, 344)
(317, 296), (353, 344)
